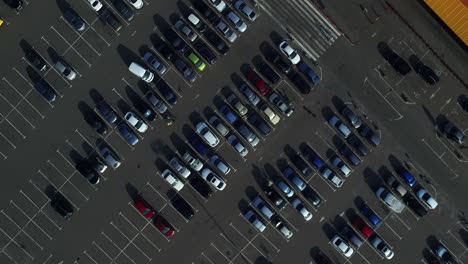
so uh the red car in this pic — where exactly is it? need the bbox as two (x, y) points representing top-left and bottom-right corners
(246, 71), (270, 95)
(155, 219), (175, 238)
(134, 199), (156, 219)
(351, 215), (374, 238)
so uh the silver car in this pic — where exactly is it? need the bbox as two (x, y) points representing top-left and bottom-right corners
(143, 51), (167, 75)
(209, 116), (229, 136)
(236, 124), (259, 147)
(226, 11), (247, 32)
(54, 60), (77, 81)
(269, 92), (293, 117)
(216, 21), (237, 43)
(100, 147), (121, 169)
(169, 157), (191, 178)
(182, 151), (203, 171)
(332, 157), (351, 177)
(209, 155), (231, 175)
(228, 135), (248, 157)
(234, 0), (257, 21)
(227, 94), (248, 116)
(174, 20), (197, 42)
(146, 92), (168, 114)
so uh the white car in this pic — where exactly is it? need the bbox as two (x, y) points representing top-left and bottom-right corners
(201, 168), (226, 191)
(416, 188), (438, 209)
(209, 155), (230, 175)
(196, 122), (220, 147)
(209, 116), (229, 136)
(291, 197), (312, 221)
(124, 112), (148, 133)
(87, 0), (103, 11)
(209, 0), (227, 12)
(273, 218), (293, 239)
(279, 41), (300, 65)
(321, 168), (344, 188)
(161, 169), (184, 191)
(227, 94), (248, 116)
(228, 135), (248, 157)
(182, 151), (203, 171)
(331, 235), (354, 257)
(370, 236), (394, 259)
(54, 60), (77, 81)
(125, 0), (143, 9)
(226, 11), (247, 33)
(216, 21), (237, 43)
(244, 210), (266, 232)
(234, 0), (257, 21)
(169, 157), (191, 178)
(260, 105), (280, 125)
(375, 186), (405, 213)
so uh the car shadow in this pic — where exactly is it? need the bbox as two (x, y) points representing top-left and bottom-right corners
(321, 222), (336, 240)
(125, 183), (141, 201)
(244, 186), (259, 202)
(251, 164), (270, 189)
(169, 132), (188, 154)
(230, 72), (245, 88)
(116, 44), (142, 68)
(459, 228), (468, 247)
(152, 13), (172, 35)
(362, 167), (382, 192)
(269, 31), (284, 46)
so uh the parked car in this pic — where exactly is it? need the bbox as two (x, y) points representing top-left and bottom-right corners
(235, 123), (260, 147)
(302, 186), (322, 207)
(26, 50), (48, 72)
(360, 204), (382, 227)
(156, 41), (173, 59)
(258, 61), (280, 84)
(96, 100), (118, 123)
(125, 0), (143, 9)
(332, 157), (351, 177)
(444, 121), (465, 144)
(216, 21), (237, 43)
(329, 115), (351, 138)
(63, 9), (86, 32)
(54, 60), (77, 81)
(195, 1), (219, 23)
(339, 145), (361, 166)
(248, 114), (271, 136)
(340, 106), (362, 128)
(377, 42), (411, 75)
(331, 235), (354, 257)
(94, 156), (108, 174)
(434, 245), (459, 264)
(112, 0), (134, 21)
(321, 167), (344, 188)
(201, 168), (226, 191)
(117, 123), (139, 145)
(173, 55), (197, 82)
(260, 104), (280, 125)
(268, 50), (292, 74)
(227, 94), (248, 116)
(291, 197), (313, 221)
(292, 155), (313, 177)
(375, 186), (405, 213)
(204, 29), (229, 55)
(264, 185), (286, 209)
(240, 82), (260, 106)
(175, 20), (197, 42)
(283, 167), (306, 191)
(124, 112), (148, 133)
(87, 0), (103, 12)
(86, 113), (108, 135)
(416, 187), (438, 209)
(347, 134), (370, 156)
(209, 0), (227, 12)
(134, 199), (155, 219)
(169, 157), (191, 178)
(100, 147), (121, 168)
(234, 0), (257, 21)
(409, 54), (439, 85)
(244, 210), (266, 232)
(272, 217), (293, 239)
(341, 225), (364, 249)
(187, 13), (207, 32)
(228, 135), (248, 157)
(276, 179), (295, 197)
(134, 100), (157, 122)
(189, 176), (213, 198)
(182, 151), (203, 172)
(165, 30), (188, 52)
(172, 195), (194, 220)
(143, 51), (167, 75)
(196, 122), (220, 147)
(219, 104), (239, 124)
(252, 196), (274, 219)
(103, 10), (123, 32)
(298, 62), (321, 84)
(76, 162), (100, 185)
(358, 124), (381, 146)
(4, 0), (23, 11)
(279, 41), (300, 64)
(404, 195), (428, 217)
(209, 116), (229, 136)
(269, 92), (293, 117)
(195, 42), (216, 65)
(188, 134), (209, 155)
(246, 71), (270, 95)
(154, 218), (175, 238)
(226, 11), (247, 32)
(187, 52), (206, 71)
(161, 169), (184, 191)
(400, 169), (417, 187)
(386, 175), (408, 197)
(146, 92), (168, 114)
(370, 236), (394, 259)
(351, 215), (374, 238)
(128, 62), (154, 82)
(51, 193), (73, 219)
(289, 72), (311, 94)
(209, 155), (230, 175)
(157, 82), (178, 105)
(34, 82), (57, 103)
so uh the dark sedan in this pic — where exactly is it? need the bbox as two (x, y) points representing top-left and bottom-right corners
(76, 162), (100, 184)
(51, 193), (73, 219)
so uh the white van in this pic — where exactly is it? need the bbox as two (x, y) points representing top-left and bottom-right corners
(128, 62), (154, 83)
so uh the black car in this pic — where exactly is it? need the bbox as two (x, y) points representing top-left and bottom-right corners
(444, 121), (465, 144)
(4, 0), (23, 11)
(85, 113), (108, 135)
(172, 55), (197, 82)
(195, 42), (216, 65)
(377, 42), (411, 75)
(292, 155), (313, 177)
(34, 82), (57, 102)
(172, 195), (194, 220)
(134, 101), (157, 121)
(26, 50), (48, 72)
(358, 124), (381, 146)
(103, 11), (123, 32)
(459, 95), (468, 112)
(409, 55), (439, 85)
(340, 106), (362, 129)
(156, 41), (173, 59)
(266, 49), (292, 74)
(289, 72), (311, 94)
(194, 1), (219, 23)
(51, 194), (73, 219)
(112, 0), (134, 21)
(97, 100), (118, 123)
(403, 195), (427, 217)
(204, 29), (229, 55)
(258, 61), (280, 84)
(158, 81), (178, 105)
(302, 186), (322, 207)
(63, 9), (86, 32)
(264, 185), (286, 210)
(189, 176), (213, 198)
(339, 144), (361, 166)
(76, 162), (100, 184)
(346, 134), (369, 156)
(165, 30), (188, 53)
(247, 114), (271, 136)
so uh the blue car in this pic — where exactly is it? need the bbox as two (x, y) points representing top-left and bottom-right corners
(311, 157), (325, 170)
(189, 134), (208, 155)
(360, 205), (382, 227)
(34, 82), (57, 102)
(401, 170), (417, 187)
(219, 105), (239, 124)
(298, 62), (320, 85)
(118, 123), (139, 145)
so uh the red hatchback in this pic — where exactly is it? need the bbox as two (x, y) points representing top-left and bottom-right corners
(246, 71), (270, 95)
(351, 215), (374, 238)
(134, 199), (156, 219)
(155, 219), (175, 238)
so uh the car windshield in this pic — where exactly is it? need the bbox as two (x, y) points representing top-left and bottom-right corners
(161, 227), (170, 234)
(143, 208), (151, 215)
(422, 193), (431, 200)
(143, 71), (151, 79)
(135, 121), (143, 128)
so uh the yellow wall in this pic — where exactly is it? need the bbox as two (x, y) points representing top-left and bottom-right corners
(424, 0), (468, 45)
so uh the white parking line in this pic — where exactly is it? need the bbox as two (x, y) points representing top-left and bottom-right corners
(210, 242), (231, 262)
(101, 232), (137, 264)
(146, 182), (189, 223)
(37, 169), (84, 208)
(201, 252), (216, 264)
(421, 138), (459, 178)
(49, 27), (92, 67)
(22, 186), (63, 230)
(145, 182), (168, 202)
(42, 254), (54, 264)
(363, 77), (404, 121)
(82, 250), (98, 264)
(1, 209), (44, 250)
(110, 222), (152, 261)
(0, 131), (16, 149)
(91, 241), (113, 261)
(218, 232), (254, 264)
(0, 99), (36, 129)
(127, 202), (169, 242)
(229, 222), (270, 260)
(384, 222), (403, 240)
(447, 229), (468, 250)
(2, 77), (45, 118)
(9, 200), (53, 240)
(0, 226), (34, 260)
(111, 88), (149, 137)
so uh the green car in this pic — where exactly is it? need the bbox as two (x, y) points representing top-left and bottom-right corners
(187, 53), (206, 71)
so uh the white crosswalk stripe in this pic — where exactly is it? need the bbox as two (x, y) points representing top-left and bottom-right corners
(259, 0), (341, 61)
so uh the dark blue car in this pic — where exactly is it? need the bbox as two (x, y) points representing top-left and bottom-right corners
(360, 205), (382, 227)
(401, 170), (417, 187)
(34, 82), (57, 102)
(219, 105), (239, 124)
(118, 123), (139, 145)
(298, 62), (320, 85)
(189, 134), (208, 155)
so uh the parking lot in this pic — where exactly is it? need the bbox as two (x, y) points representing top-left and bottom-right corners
(0, 0), (467, 263)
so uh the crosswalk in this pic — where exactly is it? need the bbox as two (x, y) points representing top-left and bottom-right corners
(259, 0), (341, 62)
